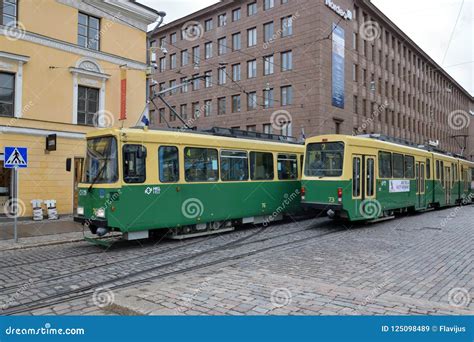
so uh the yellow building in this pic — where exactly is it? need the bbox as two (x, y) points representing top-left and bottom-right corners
(0, 0), (160, 217)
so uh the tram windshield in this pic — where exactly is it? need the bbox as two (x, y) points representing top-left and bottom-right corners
(82, 136), (118, 184)
(305, 142), (344, 177)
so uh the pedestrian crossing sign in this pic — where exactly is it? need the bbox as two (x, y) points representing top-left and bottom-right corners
(4, 147), (28, 168)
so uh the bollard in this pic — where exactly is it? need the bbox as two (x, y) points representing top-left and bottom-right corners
(30, 199), (43, 221)
(44, 199), (58, 220)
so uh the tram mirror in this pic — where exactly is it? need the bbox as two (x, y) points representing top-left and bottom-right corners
(66, 158), (72, 172)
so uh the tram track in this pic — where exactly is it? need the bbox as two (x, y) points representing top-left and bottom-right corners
(2, 219), (347, 315)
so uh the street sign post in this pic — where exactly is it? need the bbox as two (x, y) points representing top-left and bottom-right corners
(4, 147), (28, 243)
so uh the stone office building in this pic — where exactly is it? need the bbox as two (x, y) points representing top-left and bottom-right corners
(149, 0), (473, 159)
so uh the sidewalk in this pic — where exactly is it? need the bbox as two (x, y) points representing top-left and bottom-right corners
(0, 216), (85, 250)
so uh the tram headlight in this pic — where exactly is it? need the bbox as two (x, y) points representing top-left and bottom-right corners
(77, 206), (84, 216)
(95, 208), (106, 218)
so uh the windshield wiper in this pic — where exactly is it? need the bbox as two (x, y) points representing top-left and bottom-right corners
(88, 161), (108, 192)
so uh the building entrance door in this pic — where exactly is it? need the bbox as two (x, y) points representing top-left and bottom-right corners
(0, 154), (12, 215)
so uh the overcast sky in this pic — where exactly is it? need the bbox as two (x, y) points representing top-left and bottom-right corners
(140, 0), (473, 95)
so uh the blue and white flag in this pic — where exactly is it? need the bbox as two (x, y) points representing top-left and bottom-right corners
(141, 113), (150, 126)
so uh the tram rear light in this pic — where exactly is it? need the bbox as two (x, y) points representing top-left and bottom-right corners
(337, 188), (343, 202)
(301, 186), (306, 200)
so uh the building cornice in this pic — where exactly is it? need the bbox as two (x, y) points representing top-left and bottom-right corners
(0, 51), (30, 63)
(0, 26), (148, 70)
(57, 0), (159, 31)
(69, 67), (111, 80)
(0, 125), (86, 139)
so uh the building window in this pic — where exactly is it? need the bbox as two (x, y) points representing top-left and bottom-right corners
(169, 79), (177, 94)
(181, 50), (189, 66)
(204, 42), (212, 59)
(247, 125), (257, 132)
(247, 27), (257, 47)
(248, 2), (257, 16)
(218, 13), (227, 27)
(192, 74), (200, 91)
(218, 97), (226, 115)
(1, 0), (17, 25)
(180, 104), (187, 119)
(281, 85), (293, 106)
(281, 16), (293, 37)
(204, 100), (212, 117)
(353, 95), (358, 114)
(263, 22), (274, 43)
(281, 51), (292, 71)
(264, 0), (274, 11)
(192, 46), (200, 65)
(232, 95), (241, 113)
(247, 92), (257, 110)
(352, 64), (358, 82)
(218, 37), (227, 55)
(0, 72), (14, 117)
(232, 32), (241, 50)
(263, 88), (274, 108)
(232, 8), (241, 22)
(352, 32), (358, 50)
(203, 71), (212, 88)
(247, 59), (257, 78)
(218, 67), (226, 85)
(77, 86), (99, 126)
(263, 124), (272, 134)
(159, 57), (166, 72)
(158, 108), (165, 123)
(170, 53), (177, 69)
(170, 32), (177, 44)
(192, 102), (200, 118)
(78, 13), (101, 51)
(263, 55), (274, 75)
(180, 77), (188, 93)
(205, 18), (213, 31)
(232, 63), (241, 81)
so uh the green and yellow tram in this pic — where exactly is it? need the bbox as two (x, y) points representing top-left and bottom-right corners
(74, 128), (304, 240)
(301, 135), (474, 221)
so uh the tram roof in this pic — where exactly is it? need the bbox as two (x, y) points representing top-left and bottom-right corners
(86, 127), (305, 153)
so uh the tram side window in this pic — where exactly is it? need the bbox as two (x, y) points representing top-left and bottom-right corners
(426, 159), (431, 179)
(404, 155), (415, 179)
(123, 144), (147, 183)
(184, 147), (219, 182)
(277, 154), (298, 180)
(436, 160), (440, 180)
(159, 146), (179, 183)
(221, 150), (248, 181)
(352, 157), (361, 197)
(379, 151), (392, 178)
(440, 161), (444, 183)
(250, 152), (274, 180)
(392, 153), (404, 178)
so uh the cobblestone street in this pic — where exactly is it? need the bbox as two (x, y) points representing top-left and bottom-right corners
(0, 205), (472, 316)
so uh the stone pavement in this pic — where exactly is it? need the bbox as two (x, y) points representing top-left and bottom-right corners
(108, 205), (474, 316)
(0, 215), (83, 241)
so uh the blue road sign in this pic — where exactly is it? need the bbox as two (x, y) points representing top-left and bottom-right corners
(4, 146), (28, 168)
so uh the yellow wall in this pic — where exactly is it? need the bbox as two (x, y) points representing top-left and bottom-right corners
(0, 0), (154, 217)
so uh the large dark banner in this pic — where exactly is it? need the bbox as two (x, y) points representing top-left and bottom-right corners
(331, 23), (345, 108)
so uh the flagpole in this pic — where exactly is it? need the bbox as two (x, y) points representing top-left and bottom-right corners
(13, 166), (18, 243)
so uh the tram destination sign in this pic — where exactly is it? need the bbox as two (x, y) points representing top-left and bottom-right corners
(389, 180), (410, 193)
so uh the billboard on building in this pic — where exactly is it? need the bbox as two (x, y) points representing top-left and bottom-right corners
(331, 24), (345, 109)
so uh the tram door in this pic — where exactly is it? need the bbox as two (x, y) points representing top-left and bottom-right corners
(444, 165), (452, 205)
(416, 162), (426, 208)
